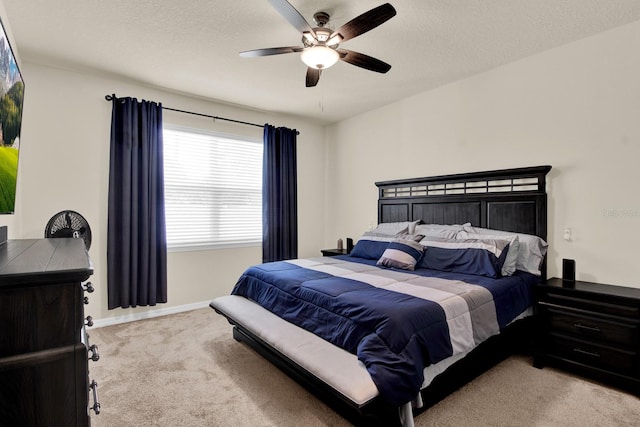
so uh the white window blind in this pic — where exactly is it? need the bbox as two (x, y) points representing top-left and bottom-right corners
(163, 125), (263, 250)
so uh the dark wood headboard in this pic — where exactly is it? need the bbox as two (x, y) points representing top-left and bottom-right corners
(376, 165), (552, 241)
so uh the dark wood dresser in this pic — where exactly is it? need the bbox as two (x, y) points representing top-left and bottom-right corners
(535, 277), (640, 393)
(0, 238), (99, 426)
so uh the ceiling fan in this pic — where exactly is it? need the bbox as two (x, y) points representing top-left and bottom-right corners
(240, 0), (397, 87)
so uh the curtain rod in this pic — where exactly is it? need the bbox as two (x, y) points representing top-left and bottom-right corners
(104, 94), (299, 135)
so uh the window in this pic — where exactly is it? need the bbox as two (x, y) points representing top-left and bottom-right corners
(163, 125), (263, 250)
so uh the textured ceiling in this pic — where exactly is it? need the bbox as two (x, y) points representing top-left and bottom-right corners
(4, 0), (640, 124)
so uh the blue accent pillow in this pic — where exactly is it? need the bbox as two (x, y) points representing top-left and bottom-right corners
(419, 238), (510, 278)
(350, 232), (424, 261)
(350, 239), (390, 260)
(459, 226), (548, 276)
(376, 239), (426, 271)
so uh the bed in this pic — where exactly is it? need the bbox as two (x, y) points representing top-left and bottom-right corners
(210, 165), (552, 426)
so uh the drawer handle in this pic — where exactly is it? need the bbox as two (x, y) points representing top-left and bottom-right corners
(573, 347), (601, 358)
(573, 323), (601, 333)
(89, 380), (101, 415)
(85, 315), (94, 327)
(83, 282), (95, 293)
(88, 344), (100, 362)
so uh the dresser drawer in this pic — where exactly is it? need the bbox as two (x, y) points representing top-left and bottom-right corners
(0, 344), (89, 427)
(547, 334), (639, 378)
(0, 283), (83, 358)
(541, 305), (639, 348)
(541, 292), (640, 318)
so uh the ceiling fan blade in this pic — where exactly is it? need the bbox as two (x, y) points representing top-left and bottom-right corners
(338, 49), (391, 73)
(239, 46), (303, 58)
(268, 0), (316, 38)
(329, 3), (396, 44)
(306, 68), (321, 87)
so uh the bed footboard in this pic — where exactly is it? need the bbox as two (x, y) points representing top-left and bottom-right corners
(211, 295), (534, 426)
(211, 295), (400, 426)
(231, 324), (402, 427)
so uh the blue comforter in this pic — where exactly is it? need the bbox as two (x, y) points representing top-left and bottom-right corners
(231, 256), (535, 405)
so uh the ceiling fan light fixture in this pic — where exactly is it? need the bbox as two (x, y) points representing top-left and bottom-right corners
(302, 32), (315, 45)
(327, 35), (343, 47)
(301, 46), (339, 70)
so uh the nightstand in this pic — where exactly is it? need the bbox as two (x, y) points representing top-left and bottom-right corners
(321, 248), (349, 257)
(534, 277), (640, 393)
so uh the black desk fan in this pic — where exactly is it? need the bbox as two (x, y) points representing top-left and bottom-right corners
(44, 210), (92, 250)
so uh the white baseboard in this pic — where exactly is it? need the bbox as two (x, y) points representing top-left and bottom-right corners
(91, 300), (211, 328)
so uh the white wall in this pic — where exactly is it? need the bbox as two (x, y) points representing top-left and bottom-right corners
(326, 20), (640, 289)
(13, 62), (326, 322)
(5, 0), (639, 326)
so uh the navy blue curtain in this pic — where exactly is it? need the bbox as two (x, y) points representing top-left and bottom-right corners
(262, 124), (298, 262)
(107, 96), (167, 309)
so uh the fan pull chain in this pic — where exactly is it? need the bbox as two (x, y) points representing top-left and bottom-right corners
(318, 83), (325, 113)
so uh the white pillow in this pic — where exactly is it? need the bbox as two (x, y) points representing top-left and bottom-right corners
(416, 223), (470, 230)
(459, 226), (548, 276)
(415, 223), (468, 239)
(373, 220), (421, 235)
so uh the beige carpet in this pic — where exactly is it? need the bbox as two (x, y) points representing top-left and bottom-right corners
(89, 308), (639, 427)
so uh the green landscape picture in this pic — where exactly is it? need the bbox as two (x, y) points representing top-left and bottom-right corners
(0, 17), (24, 214)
